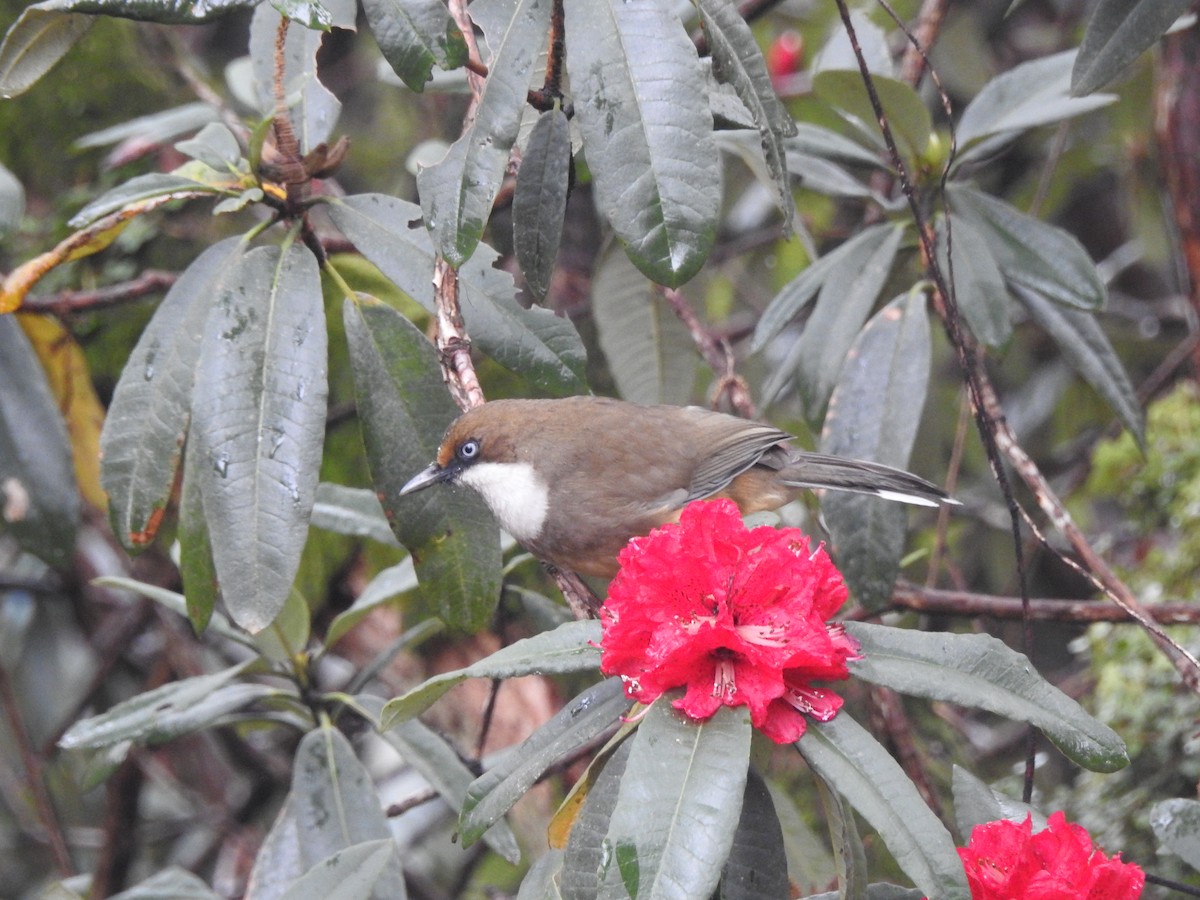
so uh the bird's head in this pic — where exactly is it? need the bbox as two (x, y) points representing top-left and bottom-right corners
(399, 401), (552, 542)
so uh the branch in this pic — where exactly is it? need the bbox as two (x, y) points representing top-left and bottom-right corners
(24, 270), (178, 314)
(889, 581), (1200, 625)
(661, 287), (756, 418)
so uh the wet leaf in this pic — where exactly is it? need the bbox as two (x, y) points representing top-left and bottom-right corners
(799, 715), (969, 900)
(380, 620), (601, 729)
(102, 239), (244, 550)
(949, 184), (1106, 311)
(821, 289), (930, 611)
(289, 727), (406, 900)
(342, 295), (502, 631)
(328, 193), (587, 393)
(956, 51), (1115, 160)
(364, 0), (466, 91)
(590, 241), (696, 406)
(418, 0), (551, 265)
(696, 0), (796, 231)
(595, 701), (751, 899)
(461, 678), (630, 849)
(0, 4), (92, 98)
(1073, 0), (1194, 95)
(564, 0), (719, 286)
(513, 107), (571, 301)
(848, 622), (1129, 772)
(191, 243), (328, 633)
(1013, 284), (1145, 447)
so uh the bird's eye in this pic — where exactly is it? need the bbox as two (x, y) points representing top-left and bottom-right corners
(457, 439), (480, 462)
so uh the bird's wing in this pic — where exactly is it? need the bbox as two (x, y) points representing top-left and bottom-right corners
(682, 418), (791, 503)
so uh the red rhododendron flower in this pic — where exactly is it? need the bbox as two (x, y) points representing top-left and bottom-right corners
(958, 812), (1144, 899)
(598, 498), (859, 743)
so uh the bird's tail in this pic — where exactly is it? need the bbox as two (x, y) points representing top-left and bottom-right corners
(780, 452), (958, 508)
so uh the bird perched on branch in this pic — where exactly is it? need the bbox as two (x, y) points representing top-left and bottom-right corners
(400, 396), (956, 578)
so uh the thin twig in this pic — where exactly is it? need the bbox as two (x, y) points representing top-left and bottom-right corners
(24, 270), (178, 314)
(662, 287), (756, 418)
(0, 664), (74, 876)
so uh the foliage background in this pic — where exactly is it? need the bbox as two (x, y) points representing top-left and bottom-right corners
(1, 0), (1199, 897)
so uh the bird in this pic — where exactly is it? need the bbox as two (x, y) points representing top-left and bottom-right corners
(399, 396), (957, 578)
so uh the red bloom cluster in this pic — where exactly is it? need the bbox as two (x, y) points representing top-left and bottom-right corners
(598, 499), (858, 744)
(958, 812), (1144, 899)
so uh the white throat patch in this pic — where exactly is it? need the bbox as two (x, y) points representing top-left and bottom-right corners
(458, 461), (549, 542)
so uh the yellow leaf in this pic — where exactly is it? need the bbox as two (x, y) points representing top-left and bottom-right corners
(17, 313), (106, 511)
(0, 209), (134, 312)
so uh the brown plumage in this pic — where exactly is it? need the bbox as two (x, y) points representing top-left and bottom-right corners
(401, 397), (955, 577)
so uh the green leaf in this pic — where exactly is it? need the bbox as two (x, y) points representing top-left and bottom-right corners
(290, 727), (407, 900)
(191, 243), (328, 633)
(248, 3), (340, 152)
(938, 214), (1011, 347)
(949, 184), (1107, 311)
(0, 316), (80, 568)
(75, 102), (219, 150)
(364, 0), (467, 91)
(718, 769), (789, 900)
(0, 162), (25, 235)
(1012, 284), (1145, 447)
(752, 224), (894, 354)
(90, 575), (254, 649)
(68, 172), (228, 228)
(461, 678), (631, 848)
(379, 620), (601, 729)
(419, 0), (551, 265)
(811, 11), (891, 76)
(786, 150), (876, 200)
(561, 736), (633, 900)
(1150, 798), (1200, 872)
(798, 714), (969, 900)
(342, 295), (502, 631)
(787, 122), (887, 169)
(590, 241), (696, 406)
(812, 70), (932, 160)
(175, 122), (243, 170)
(1073, 0), (1195, 96)
(101, 238), (243, 552)
(564, 0), (719, 286)
(820, 289), (931, 611)
(846, 622), (1130, 772)
(325, 560), (417, 646)
(279, 840), (395, 900)
(956, 51), (1115, 159)
(179, 408), (218, 632)
(513, 108), (572, 301)
(596, 701), (751, 899)
(109, 867), (222, 900)
(0, 5), (92, 98)
(695, 0), (795, 231)
(950, 765), (1040, 838)
(327, 193), (588, 393)
(785, 223), (905, 416)
(58, 663), (285, 749)
(312, 482), (401, 547)
(819, 778), (869, 900)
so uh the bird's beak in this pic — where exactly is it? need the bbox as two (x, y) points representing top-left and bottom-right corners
(399, 462), (452, 495)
